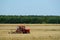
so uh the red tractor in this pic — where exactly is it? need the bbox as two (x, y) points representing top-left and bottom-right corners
(16, 25), (30, 34)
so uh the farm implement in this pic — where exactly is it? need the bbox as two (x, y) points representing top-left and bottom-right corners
(9, 25), (30, 34)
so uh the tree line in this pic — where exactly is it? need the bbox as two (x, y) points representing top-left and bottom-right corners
(0, 15), (60, 24)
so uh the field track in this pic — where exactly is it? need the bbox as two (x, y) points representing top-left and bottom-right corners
(0, 24), (60, 40)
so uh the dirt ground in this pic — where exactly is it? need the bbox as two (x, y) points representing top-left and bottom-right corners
(0, 24), (60, 40)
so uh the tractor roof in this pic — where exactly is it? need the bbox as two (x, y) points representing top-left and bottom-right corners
(18, 24), (25, 27)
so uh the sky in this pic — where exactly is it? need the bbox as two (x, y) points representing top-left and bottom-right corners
(0, 0), (60, 16)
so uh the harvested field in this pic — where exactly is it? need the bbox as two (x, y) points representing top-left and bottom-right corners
(0, 24), (60, 40)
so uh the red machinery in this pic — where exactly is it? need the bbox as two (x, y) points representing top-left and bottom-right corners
(16, 25), (30, 34)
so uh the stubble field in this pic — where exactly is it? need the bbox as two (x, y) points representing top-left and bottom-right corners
(0, 24), (60, 40)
